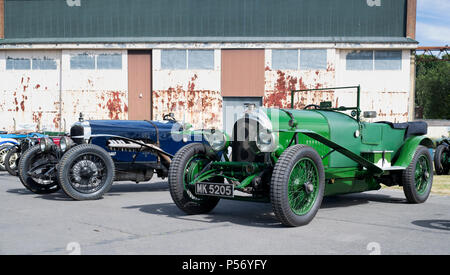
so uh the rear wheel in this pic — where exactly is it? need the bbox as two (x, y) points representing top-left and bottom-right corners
(18, 145), (60, 194)
(57, 144), (115, 201)
(434, 144), (449, 175)
(169, 143), (220, 214)
(5, 146), (20, 176)
(271, 145), (325, 227)
(402, 146), (433, 204)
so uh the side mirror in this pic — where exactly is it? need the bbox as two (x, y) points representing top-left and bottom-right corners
(363, 111), (377, 119)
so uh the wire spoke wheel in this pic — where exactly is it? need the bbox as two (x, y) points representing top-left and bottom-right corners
(58, 144), (115, 200)
(403, 145), (433, 204)
(288, 158), (319, 216)
(169, 143), (220, 215)
(271, 145), (325, 227)
(68, 153), (107, 194)
(415, 155), (431, 195)
(183, 154), (210, 201)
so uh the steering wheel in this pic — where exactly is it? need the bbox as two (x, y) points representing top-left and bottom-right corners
(304, 104), (321, 110)
(163, 113), (177, 122)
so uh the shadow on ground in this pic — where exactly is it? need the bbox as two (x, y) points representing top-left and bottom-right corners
(322, 192), (406, 209)
(6, 181), (169, 201)
(124, 191), (406, 228)
(412, 220), (450, 231)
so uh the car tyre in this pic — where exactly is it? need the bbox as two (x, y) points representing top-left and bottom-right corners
(18, 145), (60, 194)
(169, 143), (220, 215)
(271, 145), (325, 227)
(5, 146), (20, 176)
(434, 144), (449, 175)
(402, 145), (433, 204)
(58, 144), (115, 201)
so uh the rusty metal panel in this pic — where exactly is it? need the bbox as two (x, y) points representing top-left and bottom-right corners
(128, 51), (151, 120)
(264, 49), (336, 109)
(60, 50), (128, 130)
(335, 49), (411, 123)
(153, 49), (222, 129)
(222, 49), (265, 97)
(0, 50), (61, 132)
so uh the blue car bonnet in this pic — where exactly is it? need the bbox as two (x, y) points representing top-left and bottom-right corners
(87, 120), (180, 140)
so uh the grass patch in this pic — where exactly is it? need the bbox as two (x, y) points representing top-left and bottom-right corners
(384, 175), (450, 196)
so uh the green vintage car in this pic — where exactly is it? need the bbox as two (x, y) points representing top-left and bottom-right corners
(168, 86), (434, 227)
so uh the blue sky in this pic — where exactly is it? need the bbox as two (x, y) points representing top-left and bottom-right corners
(416, 0), (450, 46)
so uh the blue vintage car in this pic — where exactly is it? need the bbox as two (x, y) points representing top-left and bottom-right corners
(18, 114), (206, 200)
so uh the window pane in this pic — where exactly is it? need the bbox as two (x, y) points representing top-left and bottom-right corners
(161, 50), (186, 69)
(375, 51), (402, 70)
(32, 58), (57, 70)
(6, 57), (31, 70)
(300, 49), (327, 70)
(97, 54), (122, 69)
(272, 49), (298, 70)
(70, 54), (95, 69)
(188, 50), (214, 70)
(346, 51), (373, 71)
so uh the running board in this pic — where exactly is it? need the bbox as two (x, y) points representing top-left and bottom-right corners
(381, 166), (406, 171)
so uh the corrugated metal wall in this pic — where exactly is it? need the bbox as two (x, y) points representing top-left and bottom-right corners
(4, 0), (407, 40)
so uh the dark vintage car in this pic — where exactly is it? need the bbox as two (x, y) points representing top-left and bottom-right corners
(19, 114), (204, 200)
(5, 135), (62, 176)
(434, 137), (450, 175)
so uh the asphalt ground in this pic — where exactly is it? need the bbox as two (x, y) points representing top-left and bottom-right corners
(0, 171), (449, 255)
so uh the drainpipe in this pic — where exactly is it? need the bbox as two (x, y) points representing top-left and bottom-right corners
(59, 51), (63, 132)
(409, 51), (416, 121)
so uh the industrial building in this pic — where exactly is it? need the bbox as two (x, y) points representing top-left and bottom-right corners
(0, 0), (418, 134)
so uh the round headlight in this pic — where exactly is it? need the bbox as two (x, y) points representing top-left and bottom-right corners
(40, 138), (52, 152)
(59, 137), (74, 152)
(60, 138), (67, 152)
(206, 131), (229, 151)
(258, 131), (273, 145)
(256, 130), (277, 152)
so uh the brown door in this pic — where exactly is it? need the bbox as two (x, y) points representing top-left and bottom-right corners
(128, 51), (152, 120)
(221, 49), (265, 97)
